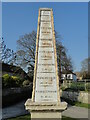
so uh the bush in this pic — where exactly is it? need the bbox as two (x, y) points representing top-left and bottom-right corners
(2, 74), (15, 88)
(70, 82), (85, 91)
(11, 76), (19, 81)
(2, 74), (24, 88)
(23, 80), (30, 86)
(62, 82), (85, 92)
(11, 76), (23, 87)
(60, 86), (66, 91)
(62, 81), (90, 92)
(86, 83), (90, 91)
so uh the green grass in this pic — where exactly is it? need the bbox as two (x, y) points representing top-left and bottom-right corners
(62, 97), (90, 109)
(7, 115), (30, 120)
(62, 116), (79, 120)
(7, 115), (78, 120)
(75, 102), (90, 109)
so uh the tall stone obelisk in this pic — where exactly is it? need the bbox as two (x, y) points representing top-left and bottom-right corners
(25, 8), (67, 119)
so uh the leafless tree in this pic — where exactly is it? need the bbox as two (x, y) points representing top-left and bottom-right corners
(16, 31), (73, 79)
(80, 58), (90, 79)
(0, 38), (16, 64)
(56, 34), (73, 81)
(16, 31), (36, 76)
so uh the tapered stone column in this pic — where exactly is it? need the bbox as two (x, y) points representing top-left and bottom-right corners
(25, 8), (67, 119)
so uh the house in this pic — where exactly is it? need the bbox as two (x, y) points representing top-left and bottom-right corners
(75, 72), (82, 80)
(61, 71), (77, 81)
(1, 62), (30, 80)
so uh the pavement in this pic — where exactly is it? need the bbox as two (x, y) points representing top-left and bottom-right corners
(62, 104), (89, 119)
(2, 101), (28, 120)
(2, 100), (89, 120)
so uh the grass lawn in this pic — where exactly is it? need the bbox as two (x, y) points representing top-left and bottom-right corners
(7, 115), (78, 120)
(62, 97), (90, 109)
(74, 102), (90, 109)
(7, 115), (30, 120)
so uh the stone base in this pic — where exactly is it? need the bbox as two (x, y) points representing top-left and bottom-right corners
(25, 99), (67, 119)
(31, 111), (61, 120)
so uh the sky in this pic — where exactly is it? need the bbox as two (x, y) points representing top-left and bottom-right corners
(2, 2), (88, 72)
(88, 2), (90, 73)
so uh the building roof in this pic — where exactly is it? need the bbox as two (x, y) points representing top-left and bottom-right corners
(1, 62), (30, 79)
(61, 71), (76, 75)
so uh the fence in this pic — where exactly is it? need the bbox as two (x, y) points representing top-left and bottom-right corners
(61, 79), (90, 91)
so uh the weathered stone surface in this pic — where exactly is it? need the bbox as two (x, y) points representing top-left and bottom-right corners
(34, 9), (58, 103)
(39, 34), (52, 39)
(41, 16), (51, 21)
(25, 8), (67, 119)
(40, 22), (52, 28)
(25, 99), (67, 110)
(31, 112), (62, 119)
(39, 40), (53, 47)
(41, 10), (51, 16)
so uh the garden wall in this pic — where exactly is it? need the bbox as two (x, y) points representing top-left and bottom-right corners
(60, 90), (89, 104)
(2, 83), (33, 107)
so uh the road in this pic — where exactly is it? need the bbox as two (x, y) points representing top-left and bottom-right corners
(2, 100), (89, 120)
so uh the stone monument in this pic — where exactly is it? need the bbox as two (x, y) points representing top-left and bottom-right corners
(25, 8), (67, 119)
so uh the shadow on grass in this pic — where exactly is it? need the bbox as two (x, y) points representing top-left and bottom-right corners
(7, 115), (79, 120)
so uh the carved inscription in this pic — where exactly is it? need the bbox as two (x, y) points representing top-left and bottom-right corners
(40, 22), (51, 28)
(41, 16), (51, 21)
(41, 11), (51, 16)
(39, 40), (53, 47)
(35, 10), (58, 102)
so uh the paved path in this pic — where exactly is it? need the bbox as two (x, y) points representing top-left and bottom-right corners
(2, 100), (89, 120)
(2, 101), (28, 120)
(62, 104), (89, 119)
